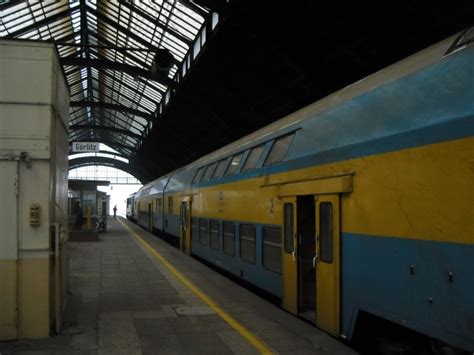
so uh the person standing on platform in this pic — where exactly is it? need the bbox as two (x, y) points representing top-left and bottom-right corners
(113, 205), (117, 219)
(74, 201), (84, 230)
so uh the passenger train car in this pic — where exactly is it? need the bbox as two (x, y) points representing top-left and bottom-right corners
(126, 29), (474, 352)
(125, 192), (136, 223)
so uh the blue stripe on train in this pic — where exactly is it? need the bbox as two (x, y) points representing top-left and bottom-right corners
(192, 114), (474, 190)
(341, 233), (474, 352)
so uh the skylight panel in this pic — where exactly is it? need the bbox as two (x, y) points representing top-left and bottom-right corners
(1, 0), (213, 154)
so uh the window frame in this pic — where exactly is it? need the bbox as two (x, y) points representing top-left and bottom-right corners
(224, 152), (244, 176)
(239, 224), (256, 264)
(209, 219), (220, 250)
(211, 158), (229, 179)
(223, 221), (236, 256)
(156, 197), (162, 213)
(262, 226), (282, 274)
(241, 144), (265, 172)
(168, 196), (173, 214)
(263, 133), (296, 166)
(199, 218), (208, 246)
(192, 167), (205, 184)
(283, 203), (294, 254)
(319, 202), (334, 263)
(191, 217), (197, 241)
(202, 162), (217, 182)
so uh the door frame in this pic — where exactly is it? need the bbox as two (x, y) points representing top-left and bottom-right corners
(274, 173), (350, 333)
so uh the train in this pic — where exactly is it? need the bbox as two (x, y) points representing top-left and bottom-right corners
(126, 28), (474, 353)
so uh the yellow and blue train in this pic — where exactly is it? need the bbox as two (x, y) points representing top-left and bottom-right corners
(127, 29), (474, 352)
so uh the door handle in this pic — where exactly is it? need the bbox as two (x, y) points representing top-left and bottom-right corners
(292, 233), (297, 262)
(312, 255), (318, 268)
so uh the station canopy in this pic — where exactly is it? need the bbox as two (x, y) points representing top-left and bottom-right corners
(0, 0), (214, 166)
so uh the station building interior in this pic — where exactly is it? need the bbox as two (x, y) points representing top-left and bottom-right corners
(0, 2), (473, 354)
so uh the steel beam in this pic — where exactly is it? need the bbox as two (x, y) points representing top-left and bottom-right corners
(117, 0), (192, 46)
(61, 57), (177, 88)
(5, 6), (78, 39)
(69, 150), (128, 158)
(68, 156), (135, 175)
(70, 124), (142, 140)
(70, 100), (154, 122)
(179, 0), (209, 19)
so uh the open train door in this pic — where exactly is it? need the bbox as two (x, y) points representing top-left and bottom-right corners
(315, 194), (340, 336)
(281, 196), (297, 314)
(179, 196), (192, 255)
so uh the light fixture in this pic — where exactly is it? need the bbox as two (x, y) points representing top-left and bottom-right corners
(150, 48), (174, 76)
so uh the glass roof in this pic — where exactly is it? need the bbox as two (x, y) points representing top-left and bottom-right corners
(1, 0), (215, 158)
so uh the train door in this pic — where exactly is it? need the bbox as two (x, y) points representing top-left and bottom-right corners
(179, 200), (192, 255)
(281, 196), (297, 314)
(281, 195), (316, 319)
(315, 194), (340, 336)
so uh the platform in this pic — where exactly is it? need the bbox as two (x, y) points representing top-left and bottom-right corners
(0, 218), (356, 355)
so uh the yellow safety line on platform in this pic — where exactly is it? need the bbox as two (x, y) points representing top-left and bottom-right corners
(118, 218), (274, 354)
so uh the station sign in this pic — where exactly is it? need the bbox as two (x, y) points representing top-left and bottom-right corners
(72, 142), (100, 152)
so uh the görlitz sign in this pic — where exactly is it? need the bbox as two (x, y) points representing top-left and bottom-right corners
(72, 142), (100, 152)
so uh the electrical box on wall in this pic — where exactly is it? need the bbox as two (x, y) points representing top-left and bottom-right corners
(29, 204), (40, 227)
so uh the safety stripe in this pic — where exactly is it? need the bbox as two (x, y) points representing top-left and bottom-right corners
(118, 218), (274, 354)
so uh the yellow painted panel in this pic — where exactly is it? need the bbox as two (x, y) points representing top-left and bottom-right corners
(191, 178), (283, 225)
(18, 258), (50, 339)
(188, 137), (473, 244)
(0, 260), (18, 340)
(316, 194), (340, 336)
(341, 137), (474, 243)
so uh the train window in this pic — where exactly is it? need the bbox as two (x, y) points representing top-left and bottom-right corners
(223, 222), (235, 256)
(262, 227), (282, 274)
(168, 196), (173, 214)
(284, 203), (294, 254)
(209, 220), (220, 250)
(242, 145), (264, 172)
(192, 167), (205, 184)
(199, 219), (208, 245)
(156, 198), (162, 213)
(212, 159), (227, 179)
(264, 133), (295, 166)
(224, 153), (243, 176)
(444, 27), (474, 55)
(240, 224), (256, 264)
(199, 166), (208, 183)
(319, 202), (333, 263)
(191, 218), (196, 241)
(202, 162), (217, 181)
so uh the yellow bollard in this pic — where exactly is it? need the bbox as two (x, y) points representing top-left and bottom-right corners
(86, 207), (92, 230)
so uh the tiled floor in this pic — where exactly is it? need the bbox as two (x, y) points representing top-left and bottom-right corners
(0, 218), (356, 354)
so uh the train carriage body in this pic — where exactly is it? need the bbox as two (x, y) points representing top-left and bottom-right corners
(130, 30), (474, 352)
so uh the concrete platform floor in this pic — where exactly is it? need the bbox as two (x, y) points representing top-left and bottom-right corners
(0, 218), (357, 355)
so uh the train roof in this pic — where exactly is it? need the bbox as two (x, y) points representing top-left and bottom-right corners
(136, 29), (471, 196)
(181, 33), (458, 170)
